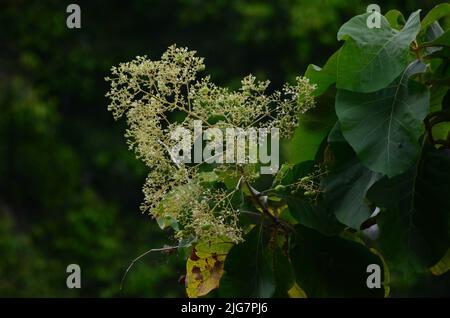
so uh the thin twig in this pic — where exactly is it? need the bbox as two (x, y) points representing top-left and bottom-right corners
(120, 246), (179, 291)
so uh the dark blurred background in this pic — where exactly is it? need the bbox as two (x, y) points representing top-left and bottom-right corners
(0, 0), (444, 297)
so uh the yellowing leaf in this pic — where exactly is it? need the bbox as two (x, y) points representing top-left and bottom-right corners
(370, 248), (391, 298)
(430, 249), (450, 276)
(185, 239), (233, 298)
(287, 282), (307, 298)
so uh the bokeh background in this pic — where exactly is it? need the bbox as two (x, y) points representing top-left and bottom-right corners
(0, 0), (445, 297)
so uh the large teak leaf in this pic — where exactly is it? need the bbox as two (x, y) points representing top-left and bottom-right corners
(324, 164), (381, 229)
(420, 3), (450, 34)
(291, 225), (386, 297)
(320, 140), (382, 229)
(336, 10), (421, 92)
(368, 147), (450, 284)
(336, 61), (429, 177)
(305, 49), (339, 97)
(219, 225), (276, 297)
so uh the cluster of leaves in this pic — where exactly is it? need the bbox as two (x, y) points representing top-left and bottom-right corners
(296, 5), (450, 294)
(111, 4), (450, 297)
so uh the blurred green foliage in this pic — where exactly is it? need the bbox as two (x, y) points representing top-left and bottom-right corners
(0, 0), (445, 297)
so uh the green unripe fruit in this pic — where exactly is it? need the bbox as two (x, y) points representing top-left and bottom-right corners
(300, 176), (310, 183)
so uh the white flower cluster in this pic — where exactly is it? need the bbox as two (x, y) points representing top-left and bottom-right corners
(106, 45), (316, 243)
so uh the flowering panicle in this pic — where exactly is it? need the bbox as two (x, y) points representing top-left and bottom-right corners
(106, 45), (316, 243)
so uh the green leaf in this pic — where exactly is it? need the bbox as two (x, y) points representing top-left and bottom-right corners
(284, 51), (338, 164)
(275, 161), (343, 235)
(432, 121), (450, 143)
(336, 60), (429, 177)
(385, 9), (405, 30)
(304, 49), (339, 97)
(285, 97), (336, 164)
(425, 21), (444, 43)
(368, 146), (450, 285)
(426, 46), (450, 59)
(430, 85), (449, 112)
(290, 225), (386, 297)
(336, 10), (421, 92)
(322, 143), (382, 229)
(420, 3), (450, 34)
(428, 58), (450, 112)
(424, 29), (450, 48)
(327, 121), (346, 143)
(219, 225), (276, 297)
(284, 195), (343, 236)
(273, 247), (295, 295)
